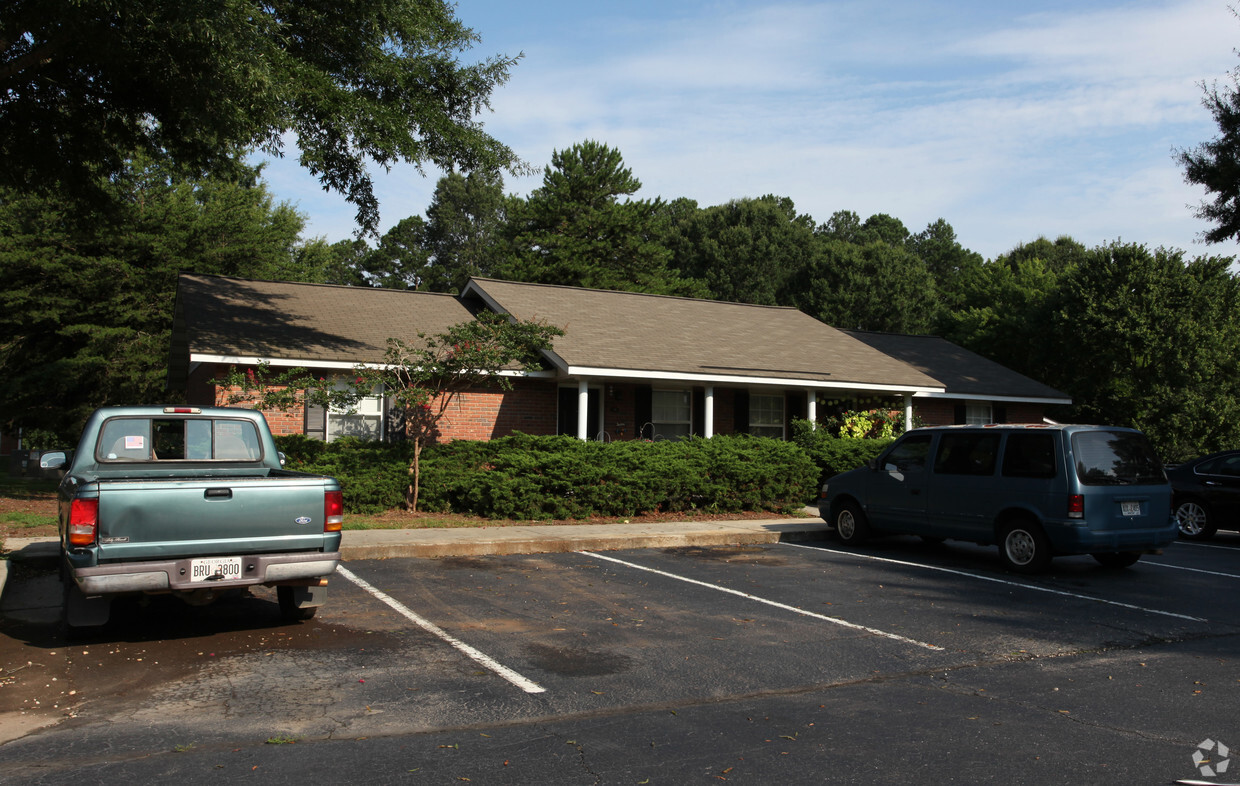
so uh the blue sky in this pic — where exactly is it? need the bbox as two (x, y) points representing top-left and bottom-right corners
(256, 0), (1240, 261)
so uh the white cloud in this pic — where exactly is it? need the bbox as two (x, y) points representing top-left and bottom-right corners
(267, 0), (1239, 260)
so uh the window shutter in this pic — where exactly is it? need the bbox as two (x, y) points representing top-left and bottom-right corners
(734, 390), (750, 434)
(785, 391), (805, 436)
(994, 406), (1007, 424)
(305, 401), (326, 441)
(692, 388), (705, 436)
(953, 404), (966, 425)
(635, 385), (652, 439)
(557, 387), (577, 436)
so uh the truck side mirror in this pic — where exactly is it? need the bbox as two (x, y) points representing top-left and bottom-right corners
(39, 451), (67, 470)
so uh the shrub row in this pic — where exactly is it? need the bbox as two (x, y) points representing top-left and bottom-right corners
(275, 433), (818, 519)
(790, 419), (894, 489)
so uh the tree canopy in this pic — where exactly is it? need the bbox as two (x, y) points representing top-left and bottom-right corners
(0, 0), (524, 235)
(495, 141), (699, 295)
(0, 157), (325, 439)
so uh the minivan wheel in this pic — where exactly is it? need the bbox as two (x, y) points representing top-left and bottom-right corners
(997, 520), (1051, 574)
(1174, 500), (1216, 540)
(834, 501), (870, 545)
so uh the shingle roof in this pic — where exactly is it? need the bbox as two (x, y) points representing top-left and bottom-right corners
(173, 275), (1063, 403)
(841, 330), (1072, 403)
(169, 274), (479, 384)
(462, 278), (943, 390)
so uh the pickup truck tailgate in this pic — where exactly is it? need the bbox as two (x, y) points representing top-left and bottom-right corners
(94, 475), (334, 561)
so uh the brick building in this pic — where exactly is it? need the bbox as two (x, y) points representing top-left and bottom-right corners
(166, 274), (1070, 444)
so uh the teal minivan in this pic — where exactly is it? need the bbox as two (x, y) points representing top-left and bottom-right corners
(818, 424), (1177, 573)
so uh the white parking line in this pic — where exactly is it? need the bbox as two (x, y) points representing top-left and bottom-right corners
(780, 543), (1208, 623)
(580, 551), (944, 652)
(1142, 561), (1240, 580)
(337, 565), (546, 694)
(1178, 540), (1240, 552)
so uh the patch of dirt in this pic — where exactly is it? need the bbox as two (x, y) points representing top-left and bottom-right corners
(0, 490), (59, 540)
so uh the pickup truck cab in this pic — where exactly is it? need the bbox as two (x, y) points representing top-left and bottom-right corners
(40, 406), (343, 627)
(817, 424), (1177, 573)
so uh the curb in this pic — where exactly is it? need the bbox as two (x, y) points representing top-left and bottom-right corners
(0, 518), (833, 610)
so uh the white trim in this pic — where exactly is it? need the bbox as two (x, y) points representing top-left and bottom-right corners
(912, 390), (1072, 405)
(188, 353), (556, 379)
(563, 365), (944, 394)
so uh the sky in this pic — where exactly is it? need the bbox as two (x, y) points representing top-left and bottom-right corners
(256, 0), (1240, 262)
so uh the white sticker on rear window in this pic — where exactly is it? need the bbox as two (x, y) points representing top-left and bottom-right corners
(124, 436), (145, 450)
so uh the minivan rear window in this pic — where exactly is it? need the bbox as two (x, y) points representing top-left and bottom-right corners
(1071, 430), (1165, 486)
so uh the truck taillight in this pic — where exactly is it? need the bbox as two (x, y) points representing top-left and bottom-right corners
(69, 498), (99, 546)
(324, 490), (344, 532)
(1068, 494), (1085, 519)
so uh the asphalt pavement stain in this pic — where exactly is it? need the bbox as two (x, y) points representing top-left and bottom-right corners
(437, 556), (503, 571)
(661, 545), (788, 566)
(526, 642), (634, 676)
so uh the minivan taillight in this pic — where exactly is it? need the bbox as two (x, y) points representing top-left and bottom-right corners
(68, 498), (99, 546)
(1068, 494), (1084, 519)
(324, 490), (344, 532)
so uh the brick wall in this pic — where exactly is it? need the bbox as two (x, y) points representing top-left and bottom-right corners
(189, 361), (1053, 443)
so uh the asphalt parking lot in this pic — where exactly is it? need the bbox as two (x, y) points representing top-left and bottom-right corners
(0, 532), (1238, 784)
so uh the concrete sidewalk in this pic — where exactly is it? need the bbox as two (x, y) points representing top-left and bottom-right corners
(0, 513), (832, 598)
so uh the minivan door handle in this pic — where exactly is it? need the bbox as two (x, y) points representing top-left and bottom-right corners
(204, 488), (233, 499)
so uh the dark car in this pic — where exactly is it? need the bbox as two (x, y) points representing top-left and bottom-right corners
(1167, 450), (1240, 540)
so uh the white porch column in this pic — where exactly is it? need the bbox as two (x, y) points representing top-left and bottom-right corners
(577, 378), (590, 440)
(904, 394), (913, 431)
(806, 390), (817, 428)
(704, 386), (715, 438)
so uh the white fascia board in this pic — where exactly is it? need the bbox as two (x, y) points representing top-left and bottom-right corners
(188, 353), (557, 379)
(912, 390), (1073, 406)
(563, 366), (944, 394)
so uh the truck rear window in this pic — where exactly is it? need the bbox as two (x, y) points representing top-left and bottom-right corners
(1071, 430), (1165, 486)
(98, 418), (262, 462)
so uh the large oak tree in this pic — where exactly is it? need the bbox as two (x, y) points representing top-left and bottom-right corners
(1, 0), (523, 235)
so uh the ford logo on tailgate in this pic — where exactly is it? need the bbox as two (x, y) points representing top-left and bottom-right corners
(295, 516), (313, 525)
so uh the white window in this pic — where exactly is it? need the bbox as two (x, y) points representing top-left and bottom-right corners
(328, 382), (384, 441)
(652, 389), (692, 441)
(750, 393), (784, 439)
(965, 403), (993, 426)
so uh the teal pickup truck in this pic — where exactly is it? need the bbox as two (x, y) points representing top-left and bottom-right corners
(39, 406), (343, 628)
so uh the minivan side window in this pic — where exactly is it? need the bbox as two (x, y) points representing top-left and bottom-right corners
(883, 435), (932, 473)
(933, 433), (999, 476)
(1002, 433), (1057, 479)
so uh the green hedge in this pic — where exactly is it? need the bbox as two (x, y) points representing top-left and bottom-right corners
(276, 433), (818, 519)
(790, 419), (894, 489)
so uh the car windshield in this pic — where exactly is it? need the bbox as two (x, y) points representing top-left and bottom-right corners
(1071, 430), (1165, 486)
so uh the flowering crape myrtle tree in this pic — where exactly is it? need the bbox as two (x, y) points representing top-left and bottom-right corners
(224, 311), (563, 512)
(363, 311), (563, 511)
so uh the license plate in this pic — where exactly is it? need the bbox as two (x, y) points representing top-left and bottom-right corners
(1120, 501), (1141, 517)
(189, 556), (243, 582)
